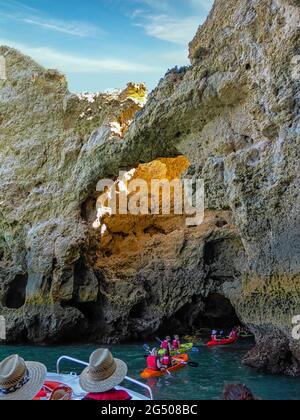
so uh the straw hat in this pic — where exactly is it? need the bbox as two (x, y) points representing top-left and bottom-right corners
(0, 355), (46, 400)
(79, 349), (127, 393)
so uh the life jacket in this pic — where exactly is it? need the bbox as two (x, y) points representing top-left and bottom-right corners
(147, 355), (159, 371)
(161, 355), (171, 366)
(230, 331), (238, 340)
(83, 389), (132, 401)
(172, 339), (180, 350)
(161, 340), (169, 350)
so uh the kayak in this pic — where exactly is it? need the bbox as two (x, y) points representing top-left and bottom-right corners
(158, 343), (193, 356)
(207, 337), (237, 347)
(140, 354), (189, 379)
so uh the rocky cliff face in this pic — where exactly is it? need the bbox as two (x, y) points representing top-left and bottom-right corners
(0, 45), (148, 343)
(0, 0), (300, 377)
(123, 0), (300, 375)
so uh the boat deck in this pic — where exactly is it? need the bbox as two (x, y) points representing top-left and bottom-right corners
(46, 373), (150, 400)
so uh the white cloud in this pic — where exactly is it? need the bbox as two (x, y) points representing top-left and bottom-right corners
(21, 17), (104, 38)
(0, 0), (103, 38)
(0, 39), (158, 74)
(133, 0), (172, 12)
(130, 0), (213, 45)
(135, 15), (201, 45)
(0, 0), (37, 14)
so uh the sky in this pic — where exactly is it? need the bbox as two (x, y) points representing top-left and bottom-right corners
(0, 0), (214, 92)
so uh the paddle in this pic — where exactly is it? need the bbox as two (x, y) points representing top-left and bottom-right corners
(143, 344), (151, 353)
(172, 357), (199, 368)
(174, 360), (199, 368)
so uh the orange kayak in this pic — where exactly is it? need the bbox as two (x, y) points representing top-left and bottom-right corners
(140, 354), (189, 379)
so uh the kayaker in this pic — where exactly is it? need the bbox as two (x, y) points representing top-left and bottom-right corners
(211, 330), (218, 341)
(161, 336), (172, 352)
(160, 350), (172, 368)
(79, 349), (132, 401)
(229, 329), (238, 341)
(146, 348), (162, 372)
(172, 335), (181, 351)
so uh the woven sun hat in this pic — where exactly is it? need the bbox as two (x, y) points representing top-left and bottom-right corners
(79, 349), (128, 393)
(0, 355), (47, 400)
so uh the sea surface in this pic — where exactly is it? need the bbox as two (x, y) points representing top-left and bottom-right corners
(1, 340), (300, 400)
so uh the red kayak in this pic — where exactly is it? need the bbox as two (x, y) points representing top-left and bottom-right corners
(207, 337), (237, 347)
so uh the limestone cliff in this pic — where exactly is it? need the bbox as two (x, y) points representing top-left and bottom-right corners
(0, 45), (147, 343)
(0, 0), (300, 377)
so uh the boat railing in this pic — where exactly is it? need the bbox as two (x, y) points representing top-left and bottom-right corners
(56, 355), (154, 400)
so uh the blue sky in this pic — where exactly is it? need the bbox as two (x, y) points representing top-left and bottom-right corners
(0, 0), (214, 92)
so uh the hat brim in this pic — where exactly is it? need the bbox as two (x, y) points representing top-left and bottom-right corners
(79, 359), (128, 394)
(0, 362), (47, 401)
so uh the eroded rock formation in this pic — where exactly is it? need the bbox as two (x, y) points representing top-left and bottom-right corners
(0, 0), (300, 376)
(123, 0), (300, 375)
(0, 46), (148, 343)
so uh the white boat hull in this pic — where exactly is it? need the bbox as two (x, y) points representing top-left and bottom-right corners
(46, 373), (151, 401)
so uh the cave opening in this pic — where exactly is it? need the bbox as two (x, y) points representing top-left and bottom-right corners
(3, 274), (28, 309)
(90, 155), (191, 263)
(129, 300), (147, 319)
(195, 293), (241, 330)
(157, 293), (241, 338)
(79, 154), (246, 344)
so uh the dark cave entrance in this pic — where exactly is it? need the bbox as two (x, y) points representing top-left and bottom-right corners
(157, 293), (241, 337)
(129, 301), (147, 319)
(3, 274), (28, 309)
(195, 293), (240, 330)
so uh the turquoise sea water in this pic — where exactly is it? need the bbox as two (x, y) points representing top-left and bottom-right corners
(1, 341), (300, 400)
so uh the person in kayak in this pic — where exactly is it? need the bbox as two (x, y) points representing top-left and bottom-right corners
(80, 349), (132, 401)
(172, 335), (181, 351)
(161, 336), (172, 352)
(160, 350), (172, 368)
(229, 329), (238, 341)
(146, 348), (163, 372)
(211, 330), (218, 341)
